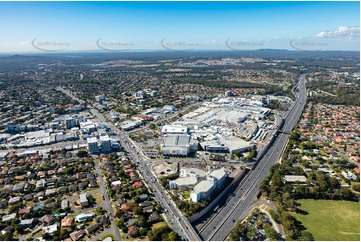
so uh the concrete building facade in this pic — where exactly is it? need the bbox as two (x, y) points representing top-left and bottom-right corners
(87, 137), (99, 154)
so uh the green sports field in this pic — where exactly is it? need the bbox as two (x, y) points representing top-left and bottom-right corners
(292, 199), (360, 241)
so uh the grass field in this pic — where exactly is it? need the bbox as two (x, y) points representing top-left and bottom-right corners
(92, 192), (105, 205)
(152, 221), (168, 230)
(100, 234), (116, 241)
(292, 199), (360, 241)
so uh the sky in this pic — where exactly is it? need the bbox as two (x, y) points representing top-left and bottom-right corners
(0, 1), (359, 52)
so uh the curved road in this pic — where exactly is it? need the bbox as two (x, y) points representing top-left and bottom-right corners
(58, 73), (307, 241)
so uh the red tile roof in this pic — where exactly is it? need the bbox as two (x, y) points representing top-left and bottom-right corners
(133, 181), (143, 188)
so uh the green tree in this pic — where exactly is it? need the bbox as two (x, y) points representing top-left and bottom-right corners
(271, 170), (284, 189)
(139, 227), (148, 236)
(121, 226), (128, 233)
(87, 194), (96, 206)
(116, 216), (125, 229)
(137, 216), (147, 227)
(351, 183), (360, 192)
(77, 150), (88, 158)
(299, 231), (315, 241)
(264, 223), (279, 240)
(168, 231), (178, 241)
(269, 210), (279, 223)
(147, 230), (154, 241)
(115, 210), (124, 219)
(9, 203), (23, 213)
(246, 226), (257, 240)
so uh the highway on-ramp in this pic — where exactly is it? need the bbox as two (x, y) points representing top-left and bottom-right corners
(58, 73), (307, 241)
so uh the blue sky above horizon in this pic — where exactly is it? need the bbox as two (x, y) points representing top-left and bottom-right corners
(0, 1), (359, 52)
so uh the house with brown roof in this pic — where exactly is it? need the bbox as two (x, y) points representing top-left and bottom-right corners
(18, 207), (32, 217)
(335, 136), (343, 143)
(41, 214), (55, 226)
(70, 230), (85, 241)
(61, 217), (74, 227)
(15, 175), (25, 181)
(37, 171), (46, 178)
(128, 226), (139, 237)
(124, 164), (132, 170)
(121, 203), (133, 213)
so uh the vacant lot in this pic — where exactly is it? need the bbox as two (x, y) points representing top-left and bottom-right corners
(292, 199), (360, 241)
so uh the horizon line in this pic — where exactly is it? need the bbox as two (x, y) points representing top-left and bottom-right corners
(0, 48), (360, 55)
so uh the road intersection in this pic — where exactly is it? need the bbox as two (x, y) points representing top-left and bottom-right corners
(58, 73), (307, 241)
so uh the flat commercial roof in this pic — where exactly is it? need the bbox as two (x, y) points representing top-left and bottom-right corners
(221, 136), (254, 151)
(79, 194), (88, 203)
(25, 129), (51, 139)
(208, 168), (226, 180)
(100, 135), (110, 141)
(181, 167), (207, 178)
(193, 180), (213, 194)
(282, 175), (307, 183)
(161, 125), (188, 134)
(80, 120), (95, 128)
(216, 109), (248, 123)
(87, 137), (98, 143)
(164, 134), (190, 146)
(172, 177), (198, 186)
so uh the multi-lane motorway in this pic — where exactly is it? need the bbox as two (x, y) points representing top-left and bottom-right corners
(196, 73), (307, 241)
(59, 73), (307, 241)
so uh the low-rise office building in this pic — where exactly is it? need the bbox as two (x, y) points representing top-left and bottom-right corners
(161, 134), (198, 156)
(207, 168), (227, 189)
(180, 167), (207, 180)
(189, 168), (227, 202)
(190, 180), (214, 203)
(100, 135), (112, 153)
(169, 177), (198, 190)
(161, 125), (189, 134)
(79, 194), (89, 207)
(221, 136), (255, 155)
(87, 137), (99, 154)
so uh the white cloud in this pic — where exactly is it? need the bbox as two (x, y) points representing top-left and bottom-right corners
(316, 26), (360, 39)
